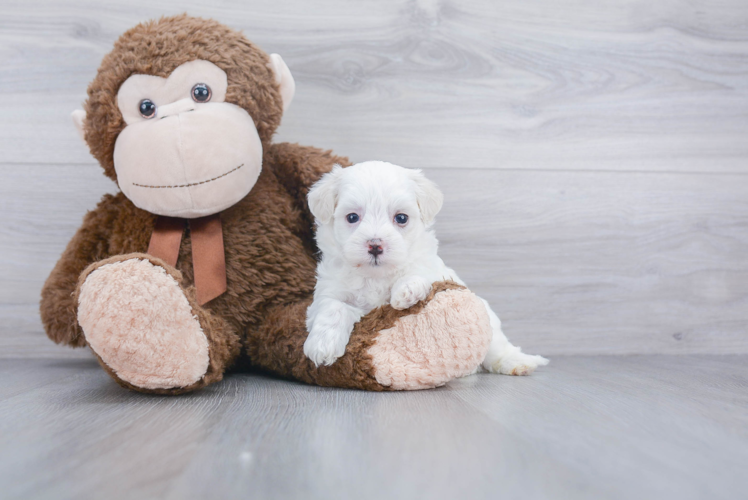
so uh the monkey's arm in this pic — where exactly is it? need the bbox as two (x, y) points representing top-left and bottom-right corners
(265, 142), (350, 226)
(40, 194), (126, 347)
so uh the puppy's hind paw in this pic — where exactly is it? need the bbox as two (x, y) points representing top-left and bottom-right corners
(390, 276), (431, 310)
(486, 351), (549, 376)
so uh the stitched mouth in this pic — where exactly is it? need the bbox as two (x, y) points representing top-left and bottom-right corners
(132, 164), (244, 189)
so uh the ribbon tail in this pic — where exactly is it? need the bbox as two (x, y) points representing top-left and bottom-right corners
(147, 216), (184, 267)
(190, 213), (227, 305)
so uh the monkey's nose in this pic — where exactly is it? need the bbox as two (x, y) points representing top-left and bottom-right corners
(367, 239), (384, 257)
(157, 98), (197, 120)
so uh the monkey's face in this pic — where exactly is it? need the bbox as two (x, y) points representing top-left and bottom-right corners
(112, 60), (262, 218)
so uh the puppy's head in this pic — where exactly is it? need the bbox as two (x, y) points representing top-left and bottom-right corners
(308, 161), (443, 274)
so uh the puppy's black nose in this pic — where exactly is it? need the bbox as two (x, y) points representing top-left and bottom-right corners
(368, 239), (383, 256)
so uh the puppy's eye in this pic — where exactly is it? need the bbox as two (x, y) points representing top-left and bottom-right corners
(139, 99), (156, 118)
(394, 213), (408, 225)
(346, 213), (360, 224)
(191, 83), (212, 103)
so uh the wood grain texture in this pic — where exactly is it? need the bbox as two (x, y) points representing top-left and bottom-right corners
(1, 0), (747, 355)
(0, 356), (746, 500)
(1, 0), (747, 171)
(430, 168), (748, 355)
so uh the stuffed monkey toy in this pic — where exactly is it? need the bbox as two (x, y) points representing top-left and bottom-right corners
(40, 15), (492, 394)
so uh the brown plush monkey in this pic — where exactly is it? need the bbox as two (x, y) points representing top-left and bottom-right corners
(40, 15), (492, 394)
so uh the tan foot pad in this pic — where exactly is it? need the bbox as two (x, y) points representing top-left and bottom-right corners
(77, 258), (209, 390)
(368, 289), (492, 390)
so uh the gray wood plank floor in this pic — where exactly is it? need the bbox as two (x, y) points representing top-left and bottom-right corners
(1, 355), (746, 500)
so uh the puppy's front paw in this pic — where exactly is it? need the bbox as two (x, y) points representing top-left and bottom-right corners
(485, 350), (549, 376)
(303, 324), (351, 367)
(390, 276), (431, 310)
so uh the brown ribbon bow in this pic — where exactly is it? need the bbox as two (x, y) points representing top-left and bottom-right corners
(147, 214), (227, 305)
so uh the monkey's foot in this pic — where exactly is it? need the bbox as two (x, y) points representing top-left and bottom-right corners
(77, 257), (210, 390)
(367, 284), (492, 390)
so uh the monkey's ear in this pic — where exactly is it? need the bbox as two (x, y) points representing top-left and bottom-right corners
(308, 164), (344, 224)
(268, 54), (295, 113)
(71, 109), (86, 141)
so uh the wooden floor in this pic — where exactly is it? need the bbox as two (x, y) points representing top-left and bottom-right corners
(1, 355), (746, 500)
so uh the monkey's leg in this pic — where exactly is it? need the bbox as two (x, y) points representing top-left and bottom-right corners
(75, 253), (241, 395)
(247, 281), (492, 390)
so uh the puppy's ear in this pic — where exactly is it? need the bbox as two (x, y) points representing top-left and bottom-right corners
(408, 169), (444, 226)
(308, 164), (344, 224)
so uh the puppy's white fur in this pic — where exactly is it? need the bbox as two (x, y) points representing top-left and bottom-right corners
(304, 161), (549, 375)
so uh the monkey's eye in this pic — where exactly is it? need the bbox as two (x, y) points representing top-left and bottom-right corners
(394, 213), (409, 225)
(191, 83), (212, 103)
(139, 99), (156, 118)
(346, 213), (360, 224)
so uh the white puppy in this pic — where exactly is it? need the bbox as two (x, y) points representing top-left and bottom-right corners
(303, 161), (549, 376)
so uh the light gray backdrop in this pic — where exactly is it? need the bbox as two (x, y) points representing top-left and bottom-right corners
(2, 0), (747, 357)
